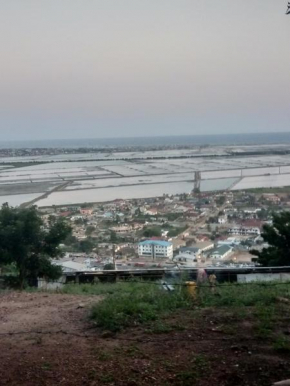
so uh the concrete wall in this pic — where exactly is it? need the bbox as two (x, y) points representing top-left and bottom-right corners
(37, 277), (65, 290)
(237, 273), (290, 283)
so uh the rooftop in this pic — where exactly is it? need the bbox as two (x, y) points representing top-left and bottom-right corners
(139, 240), (172, 247)
(211, 245), (232, 255)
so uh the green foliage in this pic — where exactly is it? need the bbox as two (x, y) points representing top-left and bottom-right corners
(85, 225), (95, 236)
(142, 227), (161, 238)
(90, 283), (191, 331)
(216, 196), (226, 206)
(199, 282), (290, 308)
(257, 208), (269, 220)
(110, 231), (118, 243)
(0, 204), (71, 288)
(251, 211), (290, 266)
(166, 213), (183, 221)
(247, 187), (290, 194)
(103, 263), (115, 270)
(167, 226), (188, 238)
(74, 218), (84, 225)
(63, 234), (95, 253)
(273, 335), (290, 352)
(79, 238), (95, 253)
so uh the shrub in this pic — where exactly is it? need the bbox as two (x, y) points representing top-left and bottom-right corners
(91, 283), (191, 331)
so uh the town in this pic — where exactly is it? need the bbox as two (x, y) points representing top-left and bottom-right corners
(39, 187), (287, 275)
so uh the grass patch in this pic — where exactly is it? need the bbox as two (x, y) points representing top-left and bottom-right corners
(176, 355), (209, 384)
(273, 335), (290, 353)
(57, 280), (290, 335)
(199, 282), (290, 308)
(254, 304), (275, 338)
(91, 282), (191, 331)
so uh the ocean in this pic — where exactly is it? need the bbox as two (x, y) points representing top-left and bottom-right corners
(0, 132), (290, 149)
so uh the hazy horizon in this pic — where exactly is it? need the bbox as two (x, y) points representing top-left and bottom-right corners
(0, 1), (289, 141)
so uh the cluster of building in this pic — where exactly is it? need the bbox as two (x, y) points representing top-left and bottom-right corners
(37, 189), (289, 273)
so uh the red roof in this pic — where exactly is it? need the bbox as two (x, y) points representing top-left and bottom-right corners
(59, 212), (71, 217)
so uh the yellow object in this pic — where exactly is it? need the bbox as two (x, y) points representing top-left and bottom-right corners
(185, 281), (197, 298)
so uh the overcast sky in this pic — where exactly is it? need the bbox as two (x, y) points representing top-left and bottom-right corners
(0, 1), (289, 141)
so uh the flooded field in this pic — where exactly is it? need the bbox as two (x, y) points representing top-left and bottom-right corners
(1, 147), (290, 206)
(36, 178), (237, 207)
(0, 193), (43, 207)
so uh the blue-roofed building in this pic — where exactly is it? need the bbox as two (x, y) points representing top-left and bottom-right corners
(138, 240), (173, 259)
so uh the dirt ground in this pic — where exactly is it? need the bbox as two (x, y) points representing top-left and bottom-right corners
(1, 291), (290, 386)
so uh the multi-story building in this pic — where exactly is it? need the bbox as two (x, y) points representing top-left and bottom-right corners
(138, 240), (173, 259)
(228, 226), (261, 236)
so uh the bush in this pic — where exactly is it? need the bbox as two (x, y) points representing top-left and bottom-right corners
(199, 282), (290, 308)
(91, 283), (191, 331)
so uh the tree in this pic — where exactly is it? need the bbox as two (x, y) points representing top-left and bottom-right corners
(85, 225), (95, 236)
(216, 196), (226, 206)
(251, 212), (290, 266)
(143, 227), (161, 238)
(0, 204), (71, 289)
(110, 231), (118, 243)
(79, 238), (95, 253)
(74, 218), (84, 225)
(103, 263), (115, 270)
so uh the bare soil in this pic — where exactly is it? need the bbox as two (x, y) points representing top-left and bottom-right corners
(0, 291), (290, 386)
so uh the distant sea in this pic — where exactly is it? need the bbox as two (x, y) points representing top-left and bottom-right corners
(0, 132), (290, 149)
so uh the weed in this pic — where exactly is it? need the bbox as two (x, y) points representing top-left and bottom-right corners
(91, 283), (191, 331)
(93, 349), (113, 361)
(98, 374), (114, 383)
(273, 335), (290, 353)
(41, 362), (51, 371)
(254, 304), (275, 338)
(176, 371), (197, 385)
(191, 354), (209, 371)
(176, 355), (209, 384)
(88, 369), (97, 380)
(147, 322), (173, 334)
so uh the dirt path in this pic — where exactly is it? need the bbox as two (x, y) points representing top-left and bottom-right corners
(0, 291), (98, 333)
(0, 292), (102, 386)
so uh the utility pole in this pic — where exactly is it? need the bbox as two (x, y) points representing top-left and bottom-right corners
(193, 171), (201, 195)
(113, 244), (117, 271)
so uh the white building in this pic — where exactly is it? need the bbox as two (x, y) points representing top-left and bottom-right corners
(138, 240), (173, 259)
(218, 215), (227, 224)
(218, 237), (240, 247)
(209, 245), (233, 260)
(228, 226), (261, 236)
(172, 253), (197, 265)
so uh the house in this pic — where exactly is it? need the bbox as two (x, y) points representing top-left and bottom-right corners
(243, 208), (261, 214)
(218, 215), (227, 224)
(262, 194), (281, 204)
(80, 208), (93, 216)
(228, 226), (261, 236)
(180, 246), (201, 256)
(172, 253), (197, 265)
(110, 225), (133, 233)
(218, 237), (240, 247)
(193, 241), (215, 252)
(145, 207), (159, 215)
(210, 245), (233, 260)
(54, 261), (87, 273)
(138, 240), (173, 259)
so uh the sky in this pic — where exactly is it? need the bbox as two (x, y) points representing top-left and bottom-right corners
(0, 0), (289, 141)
